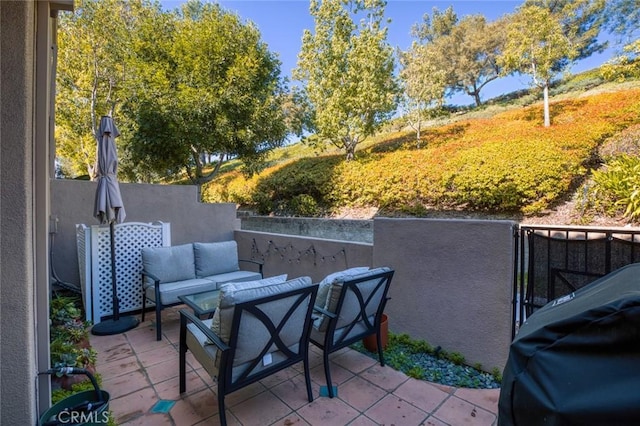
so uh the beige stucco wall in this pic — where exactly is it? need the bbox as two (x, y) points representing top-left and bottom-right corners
(1, 1), (38, 422)
(50, 179), (240, 287)
(235, 230), (373, 282)
(373, 218), (515, 371)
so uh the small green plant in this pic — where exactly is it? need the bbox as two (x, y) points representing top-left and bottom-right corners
(49, 293), (94, 370)
(448, 352), (466, 365)
(492, 367), (503, 383)
(406, 366), (425, 380)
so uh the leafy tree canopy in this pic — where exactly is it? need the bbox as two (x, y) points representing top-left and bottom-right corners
(56, 0), (289, 191)
(294, 0), (398, 160)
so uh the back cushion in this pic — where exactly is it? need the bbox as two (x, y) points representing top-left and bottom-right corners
(317, 267), (391, 332)
(141, 243), (195, 283)
(210, 274), (288, 343)
(194, 241), (240, 277)
(316, 267), (370, 308)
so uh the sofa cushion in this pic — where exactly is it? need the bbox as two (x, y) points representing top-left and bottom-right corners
(194, 241), (240, 277)
(210, 275), (313, 368)
(142, 243), (196, 283)
(186, 319), (219, 378)
(145, 278), (216, 305)
(203, 270), (263, 289)
(315, 267), (390, 332)
(210, 274), (288, 342)
(315, 267), (370, 309)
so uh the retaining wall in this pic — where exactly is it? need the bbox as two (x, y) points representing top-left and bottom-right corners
(50, 179), (239, 287)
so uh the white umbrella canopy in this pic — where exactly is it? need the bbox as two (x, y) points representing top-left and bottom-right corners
(91, 115), (138, 335)
(94, 116), (126, 224)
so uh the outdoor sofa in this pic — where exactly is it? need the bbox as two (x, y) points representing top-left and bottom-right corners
(141, 240), (263, 340)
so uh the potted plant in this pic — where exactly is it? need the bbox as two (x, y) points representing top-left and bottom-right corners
(363, 313), (389, 352)
(50, 294), (96, 390)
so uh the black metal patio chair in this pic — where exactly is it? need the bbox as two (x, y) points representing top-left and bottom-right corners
(179, 276), (318, 426)
(309, 267), (394, 398)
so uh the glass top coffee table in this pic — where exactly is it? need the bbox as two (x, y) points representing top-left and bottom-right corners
(179, 289), (221, 318)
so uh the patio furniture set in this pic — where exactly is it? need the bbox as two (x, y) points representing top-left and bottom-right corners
(139, 240), (394, 426)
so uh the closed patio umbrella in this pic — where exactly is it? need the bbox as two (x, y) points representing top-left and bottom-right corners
(91, 115), (138, 335)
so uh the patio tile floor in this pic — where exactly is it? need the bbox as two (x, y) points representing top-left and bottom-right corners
(90, 306), (500, 425)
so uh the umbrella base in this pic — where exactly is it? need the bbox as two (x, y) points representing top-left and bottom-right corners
(91, 316), (139, 336)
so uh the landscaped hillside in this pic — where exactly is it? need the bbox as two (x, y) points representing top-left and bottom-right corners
(203, 80), (640, 224)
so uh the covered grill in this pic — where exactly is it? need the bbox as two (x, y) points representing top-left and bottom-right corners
(499, 263), (640, 425)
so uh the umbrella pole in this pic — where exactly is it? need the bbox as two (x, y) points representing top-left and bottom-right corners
(109, 220), (119, 321)
(91, 221), (138, 335)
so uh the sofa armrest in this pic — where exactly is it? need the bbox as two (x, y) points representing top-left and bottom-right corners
(141, 269), (161, 289)
(179, 309), (230, 352)
(239, 259), (264, 277)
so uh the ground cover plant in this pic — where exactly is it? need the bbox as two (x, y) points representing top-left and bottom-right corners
(350, 332), (502, 389)
(204, 86), (640, 218)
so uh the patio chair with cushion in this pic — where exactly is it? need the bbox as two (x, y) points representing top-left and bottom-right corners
(179, 276), (319, 425)
(310, 267), (394, 398)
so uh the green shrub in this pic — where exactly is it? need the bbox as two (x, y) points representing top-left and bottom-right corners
(591, 155), (640, 220)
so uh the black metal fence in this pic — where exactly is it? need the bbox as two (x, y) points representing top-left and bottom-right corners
(513, 225), (640, 337)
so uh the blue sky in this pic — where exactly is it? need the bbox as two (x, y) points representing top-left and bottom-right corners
(160, 0), (619, 106)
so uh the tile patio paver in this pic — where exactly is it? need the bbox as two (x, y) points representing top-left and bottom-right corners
(89, 306), (500, 425)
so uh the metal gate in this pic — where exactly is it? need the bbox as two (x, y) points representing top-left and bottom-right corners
(513, 225), (640, 337)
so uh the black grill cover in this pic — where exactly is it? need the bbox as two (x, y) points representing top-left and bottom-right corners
(499, 263), (640, 426)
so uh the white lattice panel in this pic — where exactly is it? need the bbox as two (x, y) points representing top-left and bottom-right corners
(76, 222), (170, 322)
(76, 226), (91, 320)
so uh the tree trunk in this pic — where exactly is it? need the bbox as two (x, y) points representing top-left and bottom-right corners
(473, 91), (482, 107)
(543, 84), (551, 127)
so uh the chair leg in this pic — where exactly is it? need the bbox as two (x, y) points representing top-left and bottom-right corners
(303, 356), (313, 403)
(376, 332), (385, 367)
(155, 302), (162, 341)
(218, 390), (227, 426)
(179, 315), (187, 393)
(323, 349), (334, 398)
(141, 294), (146, 322)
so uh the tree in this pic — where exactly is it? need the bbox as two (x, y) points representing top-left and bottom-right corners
(604, 0), (639, 41)
(498, 5), (577, 127)
(123, 1), (289, 190)
(600, 0), (640, 81)
(294, 0), (398, 160)
(56, 0), (150, 178)
(408, 7), (506, 107)
(524, 0), (607, 68)
(398, 44), (447, 145)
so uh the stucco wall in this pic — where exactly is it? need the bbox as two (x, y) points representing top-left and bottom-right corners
(50, 179), (240, 287)
(234, 230), (373, 283)
(0, 1), (38, 422)
(373, 218), (515, 371)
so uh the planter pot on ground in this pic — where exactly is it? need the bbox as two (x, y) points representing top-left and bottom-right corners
(363, 313), (388, 352)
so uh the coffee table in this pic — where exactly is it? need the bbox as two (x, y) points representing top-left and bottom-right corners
(179, 289), (221, 319)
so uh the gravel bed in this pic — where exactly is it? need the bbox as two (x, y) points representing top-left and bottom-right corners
(351, 341), (502, 389)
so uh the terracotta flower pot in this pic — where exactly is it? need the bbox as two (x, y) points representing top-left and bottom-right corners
(363, 313), (388, 352)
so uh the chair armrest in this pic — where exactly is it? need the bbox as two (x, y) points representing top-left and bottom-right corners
(141, 270), (161, 290)
(179, 309), (230, 352)
(313, 305), (337, 319)
(239, 259), (264, 276)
